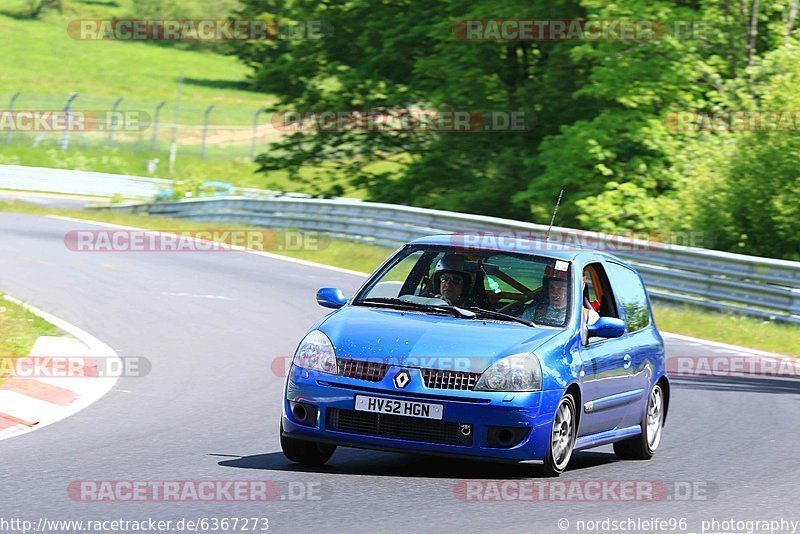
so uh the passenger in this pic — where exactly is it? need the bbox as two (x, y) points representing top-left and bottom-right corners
(521, 266), (569, 326)
(582, 273), (600, 325)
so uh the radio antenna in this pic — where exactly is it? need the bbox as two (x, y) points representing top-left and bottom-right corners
(545, 189), (564, 241)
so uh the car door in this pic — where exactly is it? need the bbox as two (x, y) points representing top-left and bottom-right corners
(603, 261), (661, 429)
(577, 261), (630, 436)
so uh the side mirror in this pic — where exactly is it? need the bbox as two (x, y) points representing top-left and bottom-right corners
(587, 317), (626, 339)
(316, 287), (347, 309)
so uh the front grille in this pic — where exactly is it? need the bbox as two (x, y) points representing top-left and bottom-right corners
(337, 358), (389, 382)
(336, 358), (481, 391)
(327, 408), (473, 446)
(421, 369), (481, 391)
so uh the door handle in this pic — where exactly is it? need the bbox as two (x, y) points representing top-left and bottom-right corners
(623, 354), (632, 369)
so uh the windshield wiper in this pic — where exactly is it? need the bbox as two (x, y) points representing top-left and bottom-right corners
(466, 307), (536, 327)
(359, 297), (477, 318)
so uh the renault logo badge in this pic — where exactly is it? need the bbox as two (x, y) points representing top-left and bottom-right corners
(393, 370), (411, 389)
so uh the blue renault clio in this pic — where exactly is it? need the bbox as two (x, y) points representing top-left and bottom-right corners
(280, 235), (669, 476)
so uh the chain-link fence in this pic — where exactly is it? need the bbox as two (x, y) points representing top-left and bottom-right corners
(0, 91), (281, 163)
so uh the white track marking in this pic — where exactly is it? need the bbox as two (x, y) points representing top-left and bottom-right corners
(661, 332), (794, 359)
(1, 295), (120, 441)
(47, 215), (370, 277)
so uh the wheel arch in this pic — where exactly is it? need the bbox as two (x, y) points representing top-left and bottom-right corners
(656, 375), (670, 426)
(565, 382), (582, 430)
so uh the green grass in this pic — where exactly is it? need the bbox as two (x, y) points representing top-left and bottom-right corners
(0, 143), (366, 197)
(0, 143), (267, 187)
(1, 199), (797, 356)
(0, 2), (273, 126)
(0, 293), (62, 386)
(0, 295), (60, 356)
(652, 303), (800, 357)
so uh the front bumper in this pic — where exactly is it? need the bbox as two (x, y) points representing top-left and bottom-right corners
(282, 365), (564, 462)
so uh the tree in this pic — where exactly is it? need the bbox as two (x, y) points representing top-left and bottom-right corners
(233, 0), (800, 259)
(27, 0), (61, 19)
(233, 0), (592, 220)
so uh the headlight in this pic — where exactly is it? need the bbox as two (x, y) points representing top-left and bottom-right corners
(474, 353), (542, 392)
(293, 330), (337, 374)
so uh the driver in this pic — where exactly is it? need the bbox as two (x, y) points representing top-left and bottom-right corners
(433, 254), (473, 307)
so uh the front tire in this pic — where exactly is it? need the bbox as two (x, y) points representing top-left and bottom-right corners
(540, 393), (577, 477)
(280, 424), (336, 465)
(614, 382), (664, 460)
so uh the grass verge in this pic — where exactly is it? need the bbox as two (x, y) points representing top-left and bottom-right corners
(0, 143), (369, 197)
(1, 199), (798, 357)
(0, 7), (272, 126)
(0, 294), (61, 386)
(652, 303), (800, 356)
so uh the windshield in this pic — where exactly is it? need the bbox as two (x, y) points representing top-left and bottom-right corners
(354, 245), (572, 327)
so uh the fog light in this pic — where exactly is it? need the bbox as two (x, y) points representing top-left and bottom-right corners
(486, 426), (530, 448)
(289, 401), (318, 427)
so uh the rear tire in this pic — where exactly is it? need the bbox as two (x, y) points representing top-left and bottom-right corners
(613, 383), (664, 460)
(280, 423), (336, 465)
(539, 393), (577, 477)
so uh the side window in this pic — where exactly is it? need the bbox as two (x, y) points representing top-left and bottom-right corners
(582, 262), (618, 344)
(605, 262), (650, 333)
(582, 268), (599, 304)
(583, 263), (618, 319)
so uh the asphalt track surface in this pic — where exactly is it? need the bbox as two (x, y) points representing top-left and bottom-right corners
(0, 190), (92, 209)
(1, 212), (799, 534)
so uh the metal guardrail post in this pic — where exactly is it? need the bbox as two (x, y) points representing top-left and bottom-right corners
(61, 92), (78, 152)
(5, 92), (20, 145)
(151, 101), (166, 150)
(109, 97), (123, 148)
(201, 104), (214, 160)
(169, 75), (183, 172)
(251, 107), (265, 162)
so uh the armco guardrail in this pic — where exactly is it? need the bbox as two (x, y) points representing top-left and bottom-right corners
(97, 196), (800, 324)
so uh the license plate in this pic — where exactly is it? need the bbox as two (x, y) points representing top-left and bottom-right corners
(354, 395), (443, 420)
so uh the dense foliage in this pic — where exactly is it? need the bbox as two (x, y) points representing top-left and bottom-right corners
(233, 0), (800, 259)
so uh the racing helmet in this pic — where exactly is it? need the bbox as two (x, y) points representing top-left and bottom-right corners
(542, 264), (569, 296)
(434, 254), (474, 290)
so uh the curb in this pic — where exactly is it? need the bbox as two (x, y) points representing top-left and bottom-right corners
(0, 295), (120, 441)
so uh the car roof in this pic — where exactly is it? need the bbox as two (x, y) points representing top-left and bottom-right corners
(409, 233), (624, 263)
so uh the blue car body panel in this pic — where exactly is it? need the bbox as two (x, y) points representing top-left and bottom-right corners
(282, 235), (669, 463)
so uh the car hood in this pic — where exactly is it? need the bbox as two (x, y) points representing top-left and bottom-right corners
(318, 305), (561, 373)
